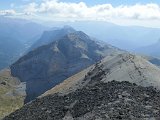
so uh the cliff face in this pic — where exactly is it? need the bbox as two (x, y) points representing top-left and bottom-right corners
(4, 53), (160, 120)
(10, 31), (121, 102)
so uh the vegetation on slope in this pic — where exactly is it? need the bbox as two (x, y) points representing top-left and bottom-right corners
(0, 69), (25, 119)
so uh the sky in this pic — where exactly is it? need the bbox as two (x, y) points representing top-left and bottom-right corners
(1, 0), (160, 27)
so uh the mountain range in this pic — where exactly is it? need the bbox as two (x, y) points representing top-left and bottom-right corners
(45, 21), (160, 51)
(1, 23), (160, 119)
(0, 17), (47, 70)
(0, 36), (23, 70)
(1, 18), (160, 71)
(136, 40), (160, 58)
(0, 17), (46, 45)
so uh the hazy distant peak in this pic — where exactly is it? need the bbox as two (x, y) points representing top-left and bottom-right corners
(63, 25), (75, 31)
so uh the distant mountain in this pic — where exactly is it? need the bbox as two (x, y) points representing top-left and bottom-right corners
(136, 40), (160, 58)
(142, 55), (160, 67)
(0, 36), (24, 70)
(46, 21), (160, 51)
(0, 17), (47, 45)
(5, 53), (160, 120)
(10, 29), (123, 102)
(0, 17), (47, 70)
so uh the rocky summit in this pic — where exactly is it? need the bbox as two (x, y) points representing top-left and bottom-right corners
(4, 53), (160, 120)
(10, 29), (122, 103)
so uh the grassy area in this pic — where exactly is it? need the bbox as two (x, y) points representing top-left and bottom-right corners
(0, 95), (24, 119)
(0, 69), (25, 119)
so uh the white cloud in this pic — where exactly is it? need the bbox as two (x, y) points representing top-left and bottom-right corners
(24, 3), (38, 13)
(0, 9), (16, 16)
(1, 0), (160, 28)
(23, 0), (160, 21)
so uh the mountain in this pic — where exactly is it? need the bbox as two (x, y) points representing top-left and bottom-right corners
(44, 53), (160, 96)
(0, 17), (47, 45)
(0, 69), (25, 119)
(10, 29), (123, 103)
(136, 40), (160, 58)
(4, 53), (160, 120)
(0, 17), (47, 70)
(30, 26), (76, 50)
(142, 55), (160, 68)
(0, 36), (24, 70)
(45, 21), (160, 51)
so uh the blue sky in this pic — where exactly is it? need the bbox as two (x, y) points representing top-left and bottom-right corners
(60, 0), (160, 6)
(1, 0), (160, 27)
(1, 0), (160, 9)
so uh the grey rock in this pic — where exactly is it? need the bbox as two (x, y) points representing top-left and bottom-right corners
(4, 81), (160, 120)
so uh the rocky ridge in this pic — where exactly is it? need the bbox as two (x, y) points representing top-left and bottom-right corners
(44, 53), (160, 96)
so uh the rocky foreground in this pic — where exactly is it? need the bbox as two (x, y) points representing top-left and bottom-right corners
(3, 80), (160, 120)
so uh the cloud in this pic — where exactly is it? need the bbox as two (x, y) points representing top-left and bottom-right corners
(24, 3), (38, 13)
(1, 0), (160, 23)
(23, 0), (160, 21)
(0, 9), (16, 16)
